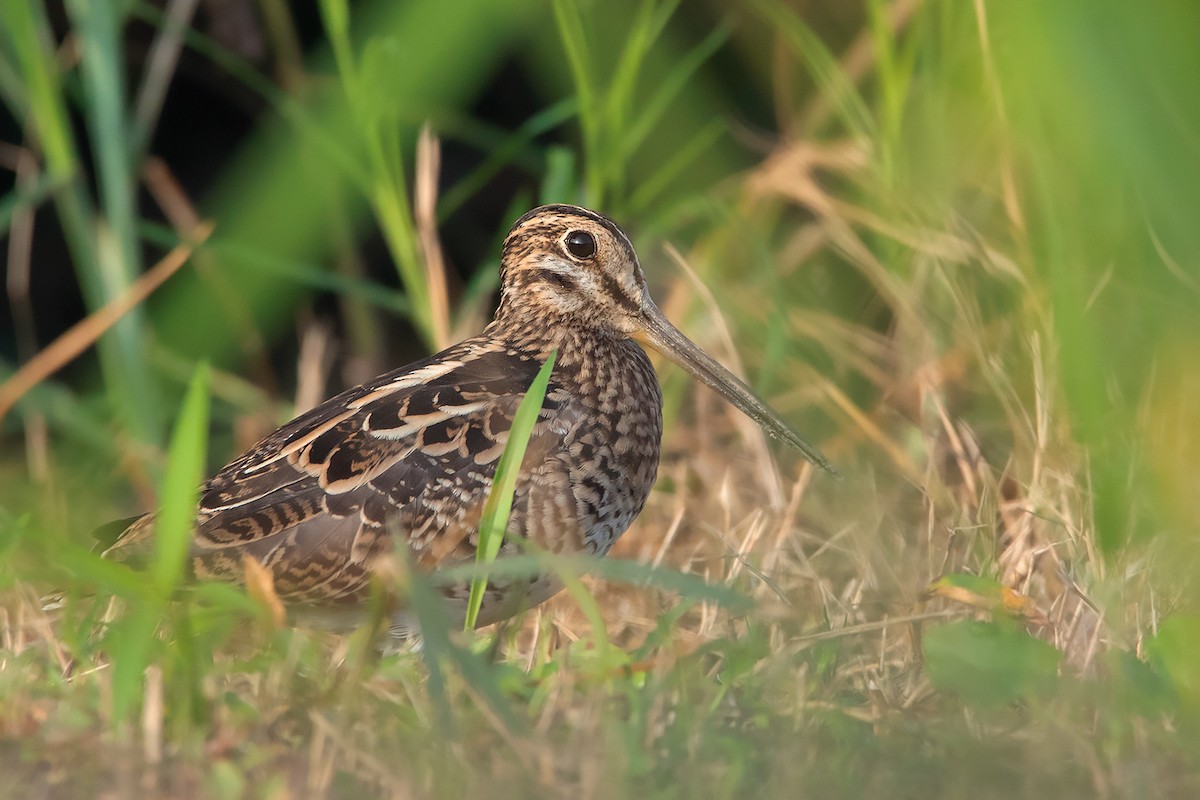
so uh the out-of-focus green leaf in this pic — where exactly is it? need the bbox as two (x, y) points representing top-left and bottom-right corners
(107, 363), (210, 722)
(152, 0), (541, 365)
(1145, 614), (1200, 714)
(436, 552), (752, 613)
(924, 619), (1061, 707)
(1102, 650), (1174, 719)
(152, 363), (210, 591)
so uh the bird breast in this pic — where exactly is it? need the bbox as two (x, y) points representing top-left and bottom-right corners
(513, 331), (664, 558)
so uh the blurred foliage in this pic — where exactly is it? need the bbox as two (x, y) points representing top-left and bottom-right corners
(923, 618), (1061, 707)
(1, 0), (1199, 797)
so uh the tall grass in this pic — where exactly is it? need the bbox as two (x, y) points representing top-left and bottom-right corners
(106, 363), (210, 722)
(1, 0), (1199, 797)
(464, 349), (557, 631)
(2, 0), (162, 447)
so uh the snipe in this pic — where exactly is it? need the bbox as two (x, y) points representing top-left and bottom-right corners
(106, 205), (835, 634)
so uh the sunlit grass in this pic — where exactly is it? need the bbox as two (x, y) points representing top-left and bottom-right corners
(465, 349), (557, 630)
(1, 0), (1199, 797)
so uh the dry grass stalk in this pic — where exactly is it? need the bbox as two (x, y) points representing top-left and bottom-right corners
(415, 125), (452, 350)
(0, 222), (214, 422)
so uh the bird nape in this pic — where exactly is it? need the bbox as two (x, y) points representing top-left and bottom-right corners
(103, 204), (836, 636)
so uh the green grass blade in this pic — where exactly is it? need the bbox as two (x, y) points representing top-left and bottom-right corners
(619, 22), (730, 165)
(755, 0), (876, 140)
(152, 363), (211, 592)
(0, 37), (26, 114)
(138, 221), (413, 317)
(0, 0), (76, 178)
(606, 0), (680, 126)
(464, 349), (557, 630)
(108, 363), (210, 722)
(6, 0), (163, 446)
(0, 171), (66, 238)
(0, 511), (29, 587)
(438, 553), (752, 614)
(147, 0), (539, 367)
(56, 545), (158, 601)
(549, 558), (612, 652)
(316, 0), (355, 86)
(551, 0), (601, 205)
(129, 1), (371, 187)
(318, 1), (432, 346)
(436, 98), (577, 220)
(602, 0), (683, 198)
(0, 367), (121, 457)
(393, 548), (455, 733)
(865, 0), (910, 183)
(540, 146), (581, 205)
(108, 602), (164, 722)
(628, 120), (724, 214)
(65, 0), (164, 443)
(400, 546), (525, 737)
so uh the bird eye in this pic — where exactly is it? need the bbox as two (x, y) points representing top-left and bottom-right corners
(564, 230), (596, 259)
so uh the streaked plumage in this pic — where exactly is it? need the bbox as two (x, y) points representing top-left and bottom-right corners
(107, 205), (834, 633)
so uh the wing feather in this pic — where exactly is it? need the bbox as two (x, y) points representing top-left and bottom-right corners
(108, 339), (572, 605)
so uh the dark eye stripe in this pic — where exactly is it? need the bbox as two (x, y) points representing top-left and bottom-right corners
(597, 271), (640, 312)
(542, 269), (579, 292)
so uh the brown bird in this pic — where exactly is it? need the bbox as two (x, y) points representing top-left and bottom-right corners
(106, 205), (835, 634)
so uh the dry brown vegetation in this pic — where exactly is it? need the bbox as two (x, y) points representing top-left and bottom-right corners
(2, 1), (1198, 798)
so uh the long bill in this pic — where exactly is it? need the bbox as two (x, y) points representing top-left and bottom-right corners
(633, 300), (839, 477)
